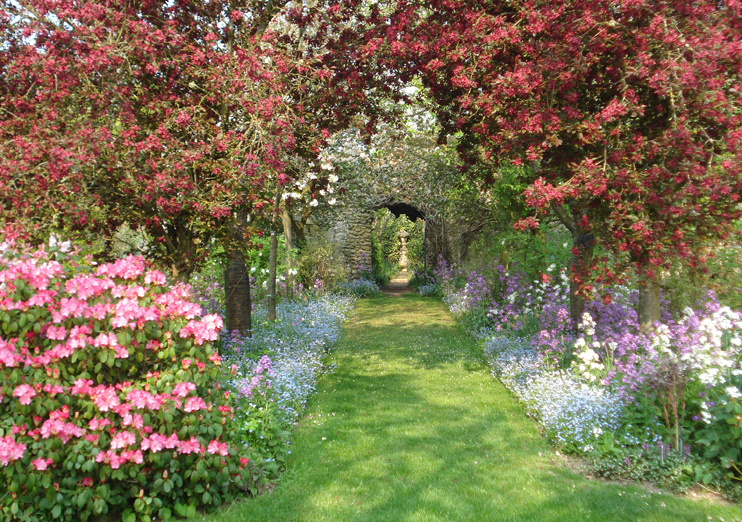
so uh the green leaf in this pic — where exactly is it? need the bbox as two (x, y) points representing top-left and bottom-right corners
(174, 503), (187, 517)
(122, 510), (137, 522)
(52, 504), (62, 519)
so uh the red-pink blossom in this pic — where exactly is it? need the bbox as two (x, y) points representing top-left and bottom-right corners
(0, 436), (26, 465)
(32, 457), (53, 471)
(110, 430), (136, 449)
(183, 396), (207, 412)
(207, 440), (229, 456)
(172, 382), (196, 398)
(12, 384), (36, 405)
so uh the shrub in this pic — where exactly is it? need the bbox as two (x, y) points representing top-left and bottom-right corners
(0, 238), (259, 522)
(336, 278), (381, 298)
(296, 236), (347, 292)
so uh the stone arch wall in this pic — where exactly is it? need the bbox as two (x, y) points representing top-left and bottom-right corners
(319, 195), (459, 278)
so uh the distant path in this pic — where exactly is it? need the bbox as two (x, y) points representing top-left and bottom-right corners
(381, 271), (414, 296)
(207, 295), (740, 522)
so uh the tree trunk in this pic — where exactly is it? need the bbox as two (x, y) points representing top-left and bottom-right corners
(268, 231), (278, 321)
(282, 207), (294, 299)
(224, 250), (252, 337)
(552, 204), (593, 331)
(569, 243), (594, 329)
(638, 268), (661, 334)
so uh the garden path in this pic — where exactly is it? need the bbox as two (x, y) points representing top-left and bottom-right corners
(207, 295), (740, 522)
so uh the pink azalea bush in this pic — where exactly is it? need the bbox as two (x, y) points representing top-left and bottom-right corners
(0, 238), (260, 521)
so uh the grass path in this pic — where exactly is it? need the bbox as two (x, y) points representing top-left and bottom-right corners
(207, 294), (742, 522)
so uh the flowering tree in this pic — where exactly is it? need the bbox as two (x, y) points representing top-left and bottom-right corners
(385, 0), (742, 330)
(0, 0), (391, 275)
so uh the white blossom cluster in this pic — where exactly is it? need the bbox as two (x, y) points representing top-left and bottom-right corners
(484, 334), (624, 452)
(443, 289), (470, 319)
(418, 283), (438, 296)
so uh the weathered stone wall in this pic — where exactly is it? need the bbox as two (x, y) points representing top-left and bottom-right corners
(322, 209), (375, 277)
(315, 197), (482, 278)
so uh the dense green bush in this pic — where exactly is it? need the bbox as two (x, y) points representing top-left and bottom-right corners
(295, 236), (347, 292)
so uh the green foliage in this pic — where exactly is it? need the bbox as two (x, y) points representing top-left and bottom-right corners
(335, 279), (382, 298)
(663, 229), (742, 316)
(372, 209), (424, 270)
(370, 235), (395, 286)
(466, 223), (572, 282)
(694, 371), (742, 485)
(590, 441), (695, 492)
(296, 235), (347, 291)
(232, 385), (291, 480)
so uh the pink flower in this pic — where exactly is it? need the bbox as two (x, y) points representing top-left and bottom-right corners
(183, 396), (207, 413)
(92, 386), (120, 412)
(0, 338), (22, 367)
(45, 325), (67, 340)
(40, 419), (84, 444)
(12, 384), (36, 405)
(144, 269), (166, 285)
(0, 436), (26, 465)
(110, 430), (136, 449)
(70, 378), (94, 395)
(95, 450), (122, 469)
(32, 457), (53, 471)
(126, 389), (158, 409)
(93, 332), (118, 348)
(43, 384), (65, 396)
(164, 433), (180, 449)
(207, 440), (229, 456)
(172, 382), (196, 398)
(95, 256), (145, 280)
(122, 449), (143, 464)
(81, 477), (93, 487)
(122, 413), (143, 430)
(178, 437), (202, 454)
(141, 434), (165, 453)
(88, 418), (111, 431)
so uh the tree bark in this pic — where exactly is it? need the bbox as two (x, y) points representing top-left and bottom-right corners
(268, 231), (278, 321)
(552, 204), (593, 331)
(224, 250), (252, 337)
(281, 207), (294, 299)
(638, 268), (661, 334)
(224, 213), (252, 337)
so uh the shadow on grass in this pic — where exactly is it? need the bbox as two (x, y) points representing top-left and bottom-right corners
(206, 294), (741, 522)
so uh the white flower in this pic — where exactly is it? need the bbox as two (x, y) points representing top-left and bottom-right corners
(328, 198), (337, 206)
(310, 199), (319, 207)
(726, 386), (741, 399)
(329, 174), (339, 183)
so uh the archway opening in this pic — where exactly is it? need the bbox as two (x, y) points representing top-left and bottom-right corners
(372, 204), (426, 284)
(384, 202), (425, 221)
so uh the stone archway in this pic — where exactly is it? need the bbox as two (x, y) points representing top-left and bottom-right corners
(318, 195), (456, 278)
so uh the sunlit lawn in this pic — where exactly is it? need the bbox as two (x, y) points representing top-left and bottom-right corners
(205, 293), (742, 522)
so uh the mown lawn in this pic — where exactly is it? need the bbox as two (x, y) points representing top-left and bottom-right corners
(205, 294), (742, 522)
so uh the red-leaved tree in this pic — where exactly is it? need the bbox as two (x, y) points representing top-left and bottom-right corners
(385, 0), (742, 330)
